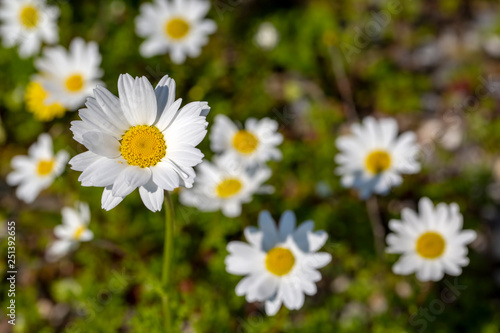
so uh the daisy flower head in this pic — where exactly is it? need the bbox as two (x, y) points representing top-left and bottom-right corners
(335, 116), (420, 199)
(25, 80), (66, 121)
(210, 115), (283, 167)
(254, 22), (279, 51)
(46, 201), (93, 262)
(0, 0), (59, 58)
(386, 197), (477, 282)
(6, 133), (69, 203)
(69, 73), (210, 212)
(179, 153), (272, 218)
(34, 37), (103, 110)
(135, 0), (217, 64)
(225, 210), (331, 316)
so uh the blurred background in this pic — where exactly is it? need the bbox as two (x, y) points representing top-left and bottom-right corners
(1, 0), (500, 332)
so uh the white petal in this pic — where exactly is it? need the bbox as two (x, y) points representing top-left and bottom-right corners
(155, 75), (176, 117)
(265, 295), (282, 316)
(46, 240), (74, 262)
(305, 252), (332, 268)
(118, 74), (157, 126)
(69, 151), (102, 172)
(61, 207), (82, 227)
(82, 132), (121, 158)
(244, 227), (263, 249)
(457, 230), (477, 245)
(392, 254), (419, 276)
(307, 230), (329, 252)
(155, 98), (182, 132)
(16, 181), (43, 203)
(30, 133), (53, 160)
(79, 230), (94, 242)
(112, 166), (152, 197)
(166, 145), (204, 167)
(221, 200), (242, 218)
(139, 180), (164, 212)
(151, 161), (181, 191)
(78, 158), (128, 187)
(93, 85), (129, 131)
(54, 225), (73, 239)
(102, 186), (124, 211)
(281, 279), (301, 310)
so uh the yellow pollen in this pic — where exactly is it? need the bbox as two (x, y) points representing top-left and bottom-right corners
(25, 82), (66, 121)
(37, 159), (55, 176)
(365, 150), (391, 174)
(165, 17), (190, 39)
(416, 232), (446, 259)
(265, 247), (295, 276)
(232, 130), (259, 154)
(20, 6), (39, 29)
(73, 226), (86, 240)
(120, 125), (166, 168)
(216, 178), (242, 198)
(65, 74), (84, 92)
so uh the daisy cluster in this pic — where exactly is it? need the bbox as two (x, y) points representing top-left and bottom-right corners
(1, 0), (481, 323)
(334, 117), (477, 282)
(1, 0), (217, 260)
(179, 114), (283, 217)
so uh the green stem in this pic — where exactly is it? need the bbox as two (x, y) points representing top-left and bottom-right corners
(366, 196), (385, 260)
(162, 191), (174, 331)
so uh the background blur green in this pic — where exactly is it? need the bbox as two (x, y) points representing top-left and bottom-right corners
(1, 0), (500, 332)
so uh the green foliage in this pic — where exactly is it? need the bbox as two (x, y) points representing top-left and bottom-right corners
(0, 0), (499, 332)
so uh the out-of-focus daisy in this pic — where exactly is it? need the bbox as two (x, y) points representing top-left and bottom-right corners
(69, 73), (210, 212)
(25, 80), (66, 121)
(335, 116), (420, 199)
(46, 202), (93, 262)
(135, 0), (217, 64)
(225, 210), (331, 316)
(179, 154), (271, 217)
(34, 37), (103, 110)
(210, 115), (283, 167)
(386, 197), (477, 282)
(0, 0), (59, 58)
(254, 22), (279, 51)
(6, 133), (68, 203)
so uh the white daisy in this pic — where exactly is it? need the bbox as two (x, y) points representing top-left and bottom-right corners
(179, 153), (271, 217)
(225, 210), (331, 316)
(0, 0), (59, 58)
(6, 133), (69, 203)
(335, 116), (420, 199)
(254, 22), (279, 51)
(210, 115), (283, 167)
(69, 73), (210, 212)
(25, 80), (66, 121)
(46, 201), (93, 262)
(34, 37), (103, 110)
(135, 0), (217, 64)
(386, 197), (477, 282)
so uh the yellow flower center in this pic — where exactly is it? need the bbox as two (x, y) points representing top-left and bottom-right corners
(216, 178), (242, 198)
(37, 159), (55, 176)
(365, 150), (391, 174)
(65, 74), (84, 92)
(20, 6), (39, 29)
(165, 17), (190, 40)
(120, 125), (166, 168)
(416, 232), (446, 259)
(73, 226), (86, 240)
(265, 247), (295, 276)
(232, 130), (259, 154)
(25, 82), (66, 121)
